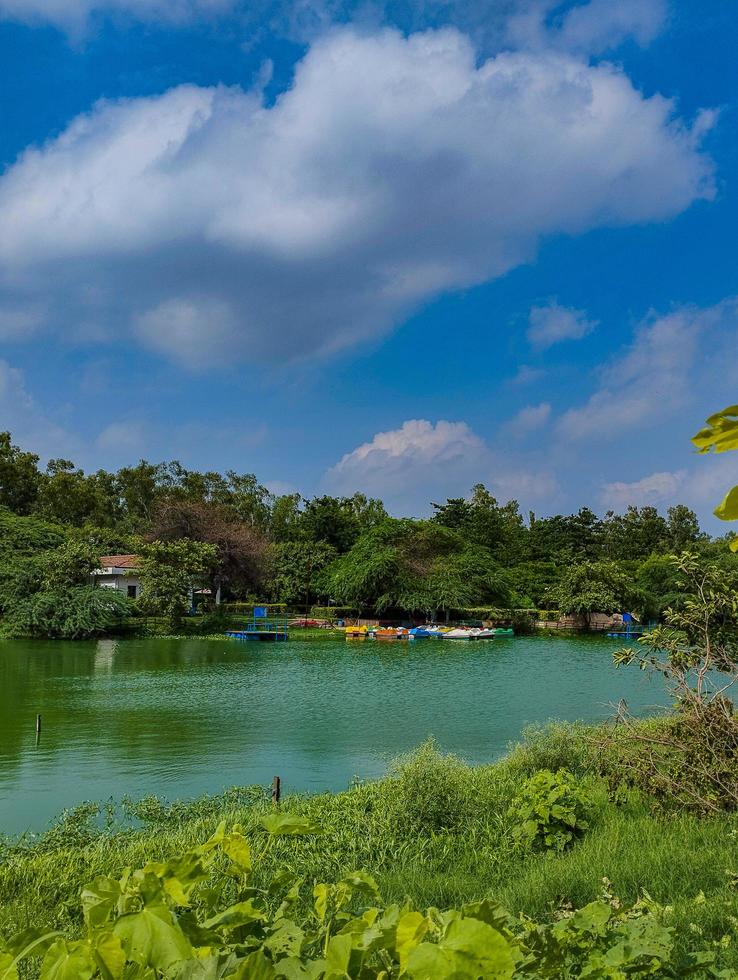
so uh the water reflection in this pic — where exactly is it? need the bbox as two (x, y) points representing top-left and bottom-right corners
(0, 635), (665, 835)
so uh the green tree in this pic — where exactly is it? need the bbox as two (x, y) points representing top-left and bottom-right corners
(138, 539), (218, 629)
(551, 561), (638, 626)
(37, 460), (120, 527)
(324, 519), (511, 619)
(666, 503), (704, 551)
(0, 431), (42, 515)
(270, 541), (337, 607)
(148, 499), (270, 601)
(0, 538), (131, 639)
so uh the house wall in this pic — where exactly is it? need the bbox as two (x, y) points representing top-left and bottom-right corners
(94, 574), (141, 598)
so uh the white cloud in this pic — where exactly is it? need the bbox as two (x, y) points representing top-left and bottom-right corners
(0, 303), (46, 340)
(503, 401), (551, 437)
(0, 0), (232, 30)
(506, 0), (667, 54)
(96, 421), (148, 452)
(600, 469), (686, 509)
(326, 417), (559, 513)
(527, 300), (597, 350)
(555, 0), (667, 53)
(331, 419), (485, 478)
(0, 360), (77, 459)
(0, 27), (714, 367)
(556, 300), (738, 442)
(508, 364), (545, 386)
(134, 297), (240, 369)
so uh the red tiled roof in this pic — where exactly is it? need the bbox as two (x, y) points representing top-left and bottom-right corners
(100, 554), (139, 568)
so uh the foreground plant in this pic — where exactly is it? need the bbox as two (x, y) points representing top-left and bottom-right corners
(0, 814), (728, 979)
(613, 553), (738, 812)
(509, 769), (594, 852)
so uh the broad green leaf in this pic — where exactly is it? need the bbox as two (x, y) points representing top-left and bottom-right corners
(40, 939), (96, 980)
(313, 884), (329, 923)
(692, 407), (738, 454)
(2, 929), (63, 975)
(442, 919), (515, 977)
(405, 919), (514, 979)
(113, 903), (192, 972)
(259, 815), (323, 837)
(339, 871), (381, 903)
(714, 485), (738, 522)
(264, 921), (305, 959)
(93, 932), (126, 980)
(203, 900), (265, 931)
(81, 877), (121, 929)
(566, 901), (612, 935)
(403, 944), (458, 978)
(395, 912), (428, 971)
(274, 958), (325, 980)
(324, 933), (353, 975)
(233, 950), (277, 979)
(0, 953), (17, 980)
(222, 833), (252, 876)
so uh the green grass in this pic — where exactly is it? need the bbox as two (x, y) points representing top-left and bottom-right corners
(1, 725), (737, 970)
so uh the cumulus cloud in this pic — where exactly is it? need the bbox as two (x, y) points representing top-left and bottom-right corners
(556, 300), (738, 442)
(326, 417), (558, 513)
(503, 402), (551, 437)
(0, 27), (714, 367)
(527, 300), (598, 350)
(600, 470), (687, 509)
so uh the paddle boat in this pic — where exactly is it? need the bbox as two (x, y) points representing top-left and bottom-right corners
(372, 627), (409, 640)
(345, 625), (369, 639)
(408, 626), (444, 638)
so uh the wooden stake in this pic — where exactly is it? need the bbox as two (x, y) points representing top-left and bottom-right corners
(271, 775), (281, 805)
(36, 713), (42, 735)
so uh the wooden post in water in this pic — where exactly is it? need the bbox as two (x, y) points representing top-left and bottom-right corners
(271, 776), (281, 805)
(35, 714), (41, 735)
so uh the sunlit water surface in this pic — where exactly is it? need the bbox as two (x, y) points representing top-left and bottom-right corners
(0, 634), (668, 835)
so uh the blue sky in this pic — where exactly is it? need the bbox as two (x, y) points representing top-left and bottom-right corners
(0, 0), (737, 525)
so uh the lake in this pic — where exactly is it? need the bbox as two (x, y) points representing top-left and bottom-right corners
(0, 634), (668, 836)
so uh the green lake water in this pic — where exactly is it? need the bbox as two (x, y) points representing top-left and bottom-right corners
(0, 634), (668, 836)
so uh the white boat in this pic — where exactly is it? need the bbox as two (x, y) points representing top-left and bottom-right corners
(441, 628), (478, 640)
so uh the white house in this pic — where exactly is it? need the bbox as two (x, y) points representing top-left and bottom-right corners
(92, 554), (141, 599)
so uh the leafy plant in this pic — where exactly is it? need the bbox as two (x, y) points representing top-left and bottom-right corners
(612, 553), (738, 812)
(386, 739), (470, 833)
(509, 768), (595, 852)
(0, 820), (726, 979)
(693, 405), (738, 550)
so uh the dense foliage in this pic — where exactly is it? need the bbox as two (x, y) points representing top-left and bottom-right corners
(2, 818), (724, 980)
(0, 428), (732, 633)
(2, 726), (736, 978)
(612, 553), (738, 813)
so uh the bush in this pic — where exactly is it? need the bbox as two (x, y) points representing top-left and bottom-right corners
(386, 738), (470, 833)
(509, 768), (595, 852)
(1, 821), (722, 980)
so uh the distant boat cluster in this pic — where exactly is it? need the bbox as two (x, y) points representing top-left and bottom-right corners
(345, 625), (514, 641)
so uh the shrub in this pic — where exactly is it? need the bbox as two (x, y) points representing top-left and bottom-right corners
(509, 768), (595, 852)
(386, 738), (470, 833)
(0, 821), (722, 980)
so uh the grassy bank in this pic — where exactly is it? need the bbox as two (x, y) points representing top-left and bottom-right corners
(1, 724), (737, 972)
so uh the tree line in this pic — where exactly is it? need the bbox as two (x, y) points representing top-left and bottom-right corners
(0, 430), (732, 637)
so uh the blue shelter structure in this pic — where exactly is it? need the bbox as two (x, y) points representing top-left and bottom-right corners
(226, 606), (289, 642)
